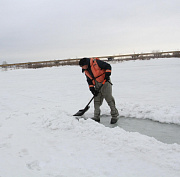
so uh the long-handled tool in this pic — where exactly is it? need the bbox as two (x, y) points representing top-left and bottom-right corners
(73, 80), (106, 116)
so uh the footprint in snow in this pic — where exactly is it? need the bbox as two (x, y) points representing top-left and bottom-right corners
(26, 160), (41, 171)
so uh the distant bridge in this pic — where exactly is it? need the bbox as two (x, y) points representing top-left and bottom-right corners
(1, 50), (180, 70)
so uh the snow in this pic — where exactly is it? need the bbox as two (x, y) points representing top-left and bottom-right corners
(0, 58), (180, 177)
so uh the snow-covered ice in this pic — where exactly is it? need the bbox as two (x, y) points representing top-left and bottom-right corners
(0, 58), (180, 177)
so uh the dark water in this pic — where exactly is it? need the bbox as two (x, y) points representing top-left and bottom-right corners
(100, 115), (180, 145)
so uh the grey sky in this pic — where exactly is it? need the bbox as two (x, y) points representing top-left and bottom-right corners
(0, 0), (180, 64)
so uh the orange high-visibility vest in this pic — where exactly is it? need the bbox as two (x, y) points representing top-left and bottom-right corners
(85, 58), (106, 87)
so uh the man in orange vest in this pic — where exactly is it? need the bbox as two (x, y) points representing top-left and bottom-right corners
(79, 57), (119, 124)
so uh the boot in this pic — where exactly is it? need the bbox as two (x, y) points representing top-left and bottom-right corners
(110, 117), (118, 124)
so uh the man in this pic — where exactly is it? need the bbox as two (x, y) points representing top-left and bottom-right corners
(79, 57), (119, 124)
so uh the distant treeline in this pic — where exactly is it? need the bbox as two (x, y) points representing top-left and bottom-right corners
(1, 50), (180, 70)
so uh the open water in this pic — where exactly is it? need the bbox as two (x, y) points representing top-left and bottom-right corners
(100, 115), (180, 145)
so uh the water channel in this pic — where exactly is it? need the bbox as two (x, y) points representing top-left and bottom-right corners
(100, 115), (180, 145)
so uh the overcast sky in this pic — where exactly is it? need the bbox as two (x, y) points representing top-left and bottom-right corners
(0, 0), (180, 64)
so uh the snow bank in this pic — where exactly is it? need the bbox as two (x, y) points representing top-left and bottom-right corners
(112, 58), (180, 124)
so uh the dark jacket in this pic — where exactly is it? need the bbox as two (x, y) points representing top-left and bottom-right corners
(84, 58), (111, 86)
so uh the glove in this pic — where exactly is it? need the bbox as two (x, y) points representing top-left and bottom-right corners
(90, 87), (99, 96)
(105, 72), (111, 81)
